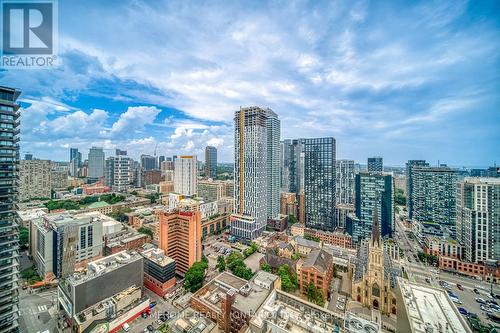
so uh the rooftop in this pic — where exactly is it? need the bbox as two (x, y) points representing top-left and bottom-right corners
(398, 278), (472, 333)
(250, 289), (343, 333)
(141, 247), (174, 267)
(171, 307), (217, 333)
(87, 201), (110, 209)
(191, 271), (271, 315)
(17, 207), (48, 222)
(66, 251), (142, 286)
(302, 249), (333, 273)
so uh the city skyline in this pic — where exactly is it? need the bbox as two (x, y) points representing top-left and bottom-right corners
(1, 1), (499, 166)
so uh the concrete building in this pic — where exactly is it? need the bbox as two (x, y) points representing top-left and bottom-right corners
(189, 271), (274, 333)
(170, 307), (218, 333)
(32, 212), (106, 278)
(141, 247), (176, 297)
(157, 210), (202, 275)
(336, 159), (355, 205)
(303, 137), (336, 231)
(197, 179), (233, 202)
(105, 152), (132, 192)
(397, 278), (472, 333)
(174, 155), (197, 196)
(367, 156), (383, 172)
(58, 251), (147, 333)
(205, 146), (217, 179)
(408, 165), (457, 230)
(0, 86), (21, 333)
(19, 159), (51, 201)
(457, 177), (500, 263)
(69, 148), (81, 177)
(232, 107), (279, 240)
(280, 139), (291, 192)
(87, 146), (105, 182)
(141, 154), (157, 170)
(346, 172), (394, 244)
(249, 289), (343, 333)
(144, 169), (162, 185)
(405, 160), (429, 218)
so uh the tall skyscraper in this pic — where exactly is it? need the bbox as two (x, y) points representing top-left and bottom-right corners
(0, 86), (21, 333)
(303, 137), (336, 231)
(204, 146), (217, 179)
(19, 160), (51, 201)
(288, 139), (305, 194)
(409, 166), (457, 230)
(346, 172), (394, 244)
(336, 159), (355, 205)
(232, 106), (279, 240)
(266, 110), (281, 220)
(87, 147), (105, 181)
(367, 156), (383, 172)
(141, 154), (157, 170)
(280, 139), (291, 192)
(69, 148), (81, 177)
(105, 150), (131, 191)
(457, 178), (500, 263)
(174, 156), (197, 196)
(405, 160), (429, 219)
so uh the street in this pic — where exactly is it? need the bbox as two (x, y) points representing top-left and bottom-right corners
(18, 287), (58, 333)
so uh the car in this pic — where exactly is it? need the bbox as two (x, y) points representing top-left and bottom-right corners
(458, 307), (468, 315)
(337, 296), (345, 303)
(468, 313), (479, 320)
(156, 319), (163, 325)
(487, 294), (494, 299)
(473, 288), (480, 294)
(141, 312), (148, 319)
(476, 298), (486, 304)
(457, 284), (464, 291)
(488, 299), (499, 306)
(147, 325), (154, 332)
(159, 315), (166, 322)
(143, 329), (149, 333)
(451, 298), (462, 304)
(425, 278), (431, 283)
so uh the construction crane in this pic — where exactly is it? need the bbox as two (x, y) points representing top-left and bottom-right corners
(154, 143), (158, 157)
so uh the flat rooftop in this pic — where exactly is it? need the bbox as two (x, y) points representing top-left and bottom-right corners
(398, 278), (472, 333)
(141, 247), (174, 267)
(17, 208), (48, 222)
(66, 251), (142, 286)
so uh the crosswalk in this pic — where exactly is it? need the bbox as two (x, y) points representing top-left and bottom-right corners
(37, 305), (48, 312)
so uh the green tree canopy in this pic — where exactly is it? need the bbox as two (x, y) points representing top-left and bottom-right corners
(184, 260), (208, 292)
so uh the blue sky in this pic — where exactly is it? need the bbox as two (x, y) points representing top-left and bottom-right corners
(1, 0), (499, 166)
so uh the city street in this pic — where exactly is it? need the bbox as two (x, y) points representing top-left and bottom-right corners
(18, 287), (58, 333)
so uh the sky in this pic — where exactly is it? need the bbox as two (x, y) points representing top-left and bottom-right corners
(0, 0), (499, 166)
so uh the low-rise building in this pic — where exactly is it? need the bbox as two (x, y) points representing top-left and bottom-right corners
(104, 229), (149, 255)
(189, 271), (273, 333)
(267, 215), (288, 232)
(141, 247), (176, 297)
(290, 223), (305, 237)
(249, 289), (344, 333)
(81, 181), (109, 195)
(170, 307), (218, 333)
(297, 249), (334, 302)
(290, 236), (321, 256)
(424, 236), (464, 259)
(58, 251), (146, 333)
(303, 227), (354, 249)
(396, 278), (472, 333)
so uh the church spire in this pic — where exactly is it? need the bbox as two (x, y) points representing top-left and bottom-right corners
(371, 204), (381, 247)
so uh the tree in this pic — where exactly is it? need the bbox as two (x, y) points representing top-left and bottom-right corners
(226, 252), (253, 280)
(306, 283), (324, 306)
(288, 215), (298, 225)
(216, 255), (226, 272)
(260, 263), (272, 272)
(304, 234), (320, 242)
(19, 227), (29, 249)
(138, 227), (154, 239)
(333, 264), (338, 278)
(394, 188), (406, 206)
(277, 264), (298, 292)
(184, 261), (208, 292)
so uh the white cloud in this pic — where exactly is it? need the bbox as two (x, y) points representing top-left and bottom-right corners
(111, 106), (161, 134)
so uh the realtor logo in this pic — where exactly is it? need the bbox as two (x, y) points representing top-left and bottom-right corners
(1, 0), (58, 68)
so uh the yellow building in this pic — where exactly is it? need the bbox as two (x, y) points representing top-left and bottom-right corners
(350, 211), (399, 316)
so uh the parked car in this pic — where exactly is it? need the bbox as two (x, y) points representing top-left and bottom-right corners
(457, 284), (464, 291)
(451, 298), (462, 304)
(458, 307), (468, 315)
(147, 325), (154, 332)
(473, 288), (480, 294)
(476, 298), (486, 304)
(425, 278), (431, 284)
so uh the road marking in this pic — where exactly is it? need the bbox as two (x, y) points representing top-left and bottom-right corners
(37, 305), (47, 312)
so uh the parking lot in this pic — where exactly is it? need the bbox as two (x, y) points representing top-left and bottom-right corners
(438, 280), (500, 328)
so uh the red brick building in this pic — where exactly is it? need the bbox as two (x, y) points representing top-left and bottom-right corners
(141, 247), (176, 297)
(298, 249), (334, 301)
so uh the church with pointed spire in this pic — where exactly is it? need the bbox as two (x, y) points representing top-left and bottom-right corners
(349, 207), (400, 316)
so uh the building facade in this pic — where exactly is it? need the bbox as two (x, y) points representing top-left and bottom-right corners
(303, 137), (336, 231)
(105, 153), (132, 192)
(204, 146), (217, 179)
(19, 159), (51, 201)
(336, 159), (354, 205)
(405, 160), (429, 219)
(174, 155), (197, 196)
(266, 110), (281, 220)
(346, 172), (394, 244)
(367, 157), (383, 172)
(0, 86), (21, 333)
(141, 247), (176, 297)
(457, 177), (500, 264)
(409, 166), (457, 230)
(157, 210), (202, 275)
(87, 147), (105, 181)
(232, 107), (272, 240)
(141, 154), (157, 170)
